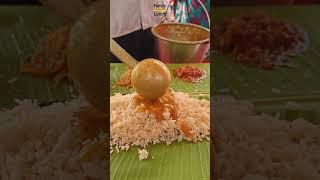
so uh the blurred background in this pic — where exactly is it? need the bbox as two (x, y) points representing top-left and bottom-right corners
(212, 0), (318, 5)
(0, 0), (40, 4)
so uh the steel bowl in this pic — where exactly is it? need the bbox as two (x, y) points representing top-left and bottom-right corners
(151, 23), (210, 63)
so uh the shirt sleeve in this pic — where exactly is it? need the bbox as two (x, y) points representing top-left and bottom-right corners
(111, 0), (170, 38)
(110, 0), (142, 38)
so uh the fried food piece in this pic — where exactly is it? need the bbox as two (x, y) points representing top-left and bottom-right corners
(21, 25), (71, 86)
(116, 68), (132, 88)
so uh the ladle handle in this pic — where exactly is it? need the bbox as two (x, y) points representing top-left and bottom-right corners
(110, 39), (139, 68)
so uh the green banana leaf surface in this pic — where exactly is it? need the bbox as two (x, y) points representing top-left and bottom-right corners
(110, 63), (210, 180)
(213, 6), (320, 122)
(0, 6), (77, 109)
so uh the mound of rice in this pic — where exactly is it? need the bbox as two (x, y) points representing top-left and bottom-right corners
(214, 96), (320, 180)
(0, 98), (107, 179)
(110, 91), (210, 159)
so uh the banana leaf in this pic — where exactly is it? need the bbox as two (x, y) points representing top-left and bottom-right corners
(111, 141), (210, 180)
(213, 5), (320, 99)
(110, 63), (210, 180)
(0, 6), (77, 109)
(110, 63), (210, 96)
(213, 6), (320, 122)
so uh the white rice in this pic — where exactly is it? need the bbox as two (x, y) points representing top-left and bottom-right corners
(4, 92), (317, 178)
(214, 96), (320, 180)
(138, 149), (149, 161)
(0, 98), (107, 179)
(110, 91), (210, 159)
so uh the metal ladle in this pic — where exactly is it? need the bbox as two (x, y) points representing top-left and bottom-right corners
(110, 39), (171, 100)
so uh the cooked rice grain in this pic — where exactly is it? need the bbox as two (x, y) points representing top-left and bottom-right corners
(0, 98), (107, 179)
(110, 92), (210, 156)
(138, 149), (149, 161)
(214, 96), (320, 180)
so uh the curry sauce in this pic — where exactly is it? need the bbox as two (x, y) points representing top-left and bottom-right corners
(133, 92), (177, 122)
(133, 92), (194, 139)
(178, 120), (193, 139)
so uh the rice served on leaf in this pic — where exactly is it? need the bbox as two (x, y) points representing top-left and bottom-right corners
(214, 96), (320, 180)
(0, 98), (107, 179)
(110, 91), (210, 160)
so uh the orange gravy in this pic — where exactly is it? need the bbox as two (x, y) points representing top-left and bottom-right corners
(133, 92), (177, 122)
(179, 120), (193, 139)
